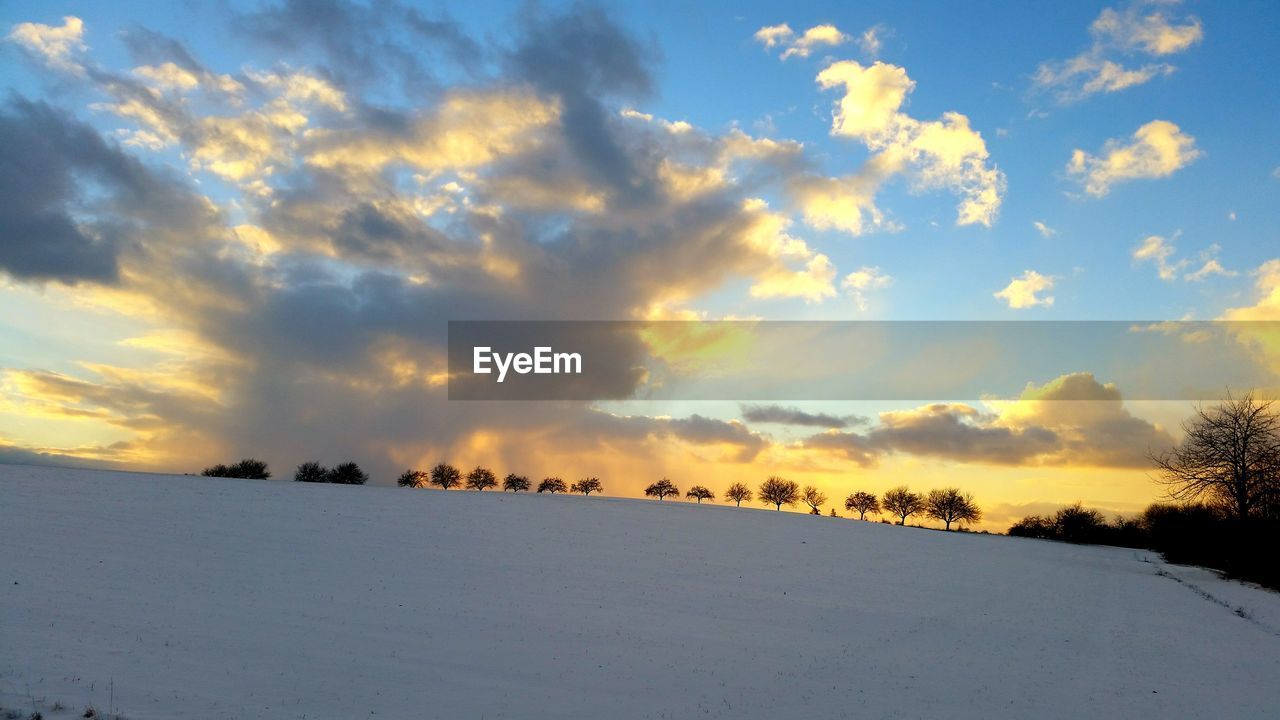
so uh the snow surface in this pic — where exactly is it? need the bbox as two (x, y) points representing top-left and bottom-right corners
(3, 464), (1278, 719)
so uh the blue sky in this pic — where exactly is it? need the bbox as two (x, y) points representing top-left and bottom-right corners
(2, 0), (1278, 525)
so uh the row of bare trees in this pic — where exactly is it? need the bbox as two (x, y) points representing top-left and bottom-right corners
(641, 476), (982, 530)
(397, 462), (604, 495)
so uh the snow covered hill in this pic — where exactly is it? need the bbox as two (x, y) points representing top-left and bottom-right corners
(3, 464), (1278, 719)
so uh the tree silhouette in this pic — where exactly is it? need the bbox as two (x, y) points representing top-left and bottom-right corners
(397, 469), (426, 488)
(844, 491), (880, 520)
(465, 466), (498, 491)
(327, 462), (368, 485)
(925, 487), (982, 530)
(1053, 503), (1107, 543)
(537, 477), (567, 494)
(645, 478), (679, 500)
(801, 485), (827, 514)
(1151, 391), (1280, 521)
(882, 486), (924, 525)
(686, 485), (714, 503)
(829, 508), (838, 517)
(429, 462), (462, 490)
(503, 473), (531, 492)
(202, 458), (270, 479)
(571, 477), (603, 495)
(294, 461), (328, 483)
(759, 476), (800, 510)
(724, 482), (752, 507)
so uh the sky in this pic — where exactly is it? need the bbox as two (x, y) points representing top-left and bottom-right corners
(2, 0), (1278, 529)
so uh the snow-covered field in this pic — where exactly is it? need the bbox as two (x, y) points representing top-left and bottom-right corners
(3, 465), (1278, 719)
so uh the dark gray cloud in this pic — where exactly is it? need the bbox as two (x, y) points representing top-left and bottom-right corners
(868, 404), (1060, 465)
(232, 0), (484, 97)
(0, 97), (130, 283)
(506, 3), (659, 206)
(740, 403), (863, 428)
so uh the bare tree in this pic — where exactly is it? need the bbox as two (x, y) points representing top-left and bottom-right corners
(844, 491), (880, 520)
(503, 473), (531, 492)
(397, 469), (426, 488)
(686, 485), (714, 503)
(645, 478), (679, 500)
(724, 482), (753, 507)
(802, 485), (827, 514)
(1151, 391), (1280, 521)
(465, 466), (498, 491)
(571, 477), (603, 495)
(429, 462), (462, 490)
(925, 488), (982, 530)
(759, 476), (800, 510)
(537, 477), (567, 494)
(882, 486), (924, 525)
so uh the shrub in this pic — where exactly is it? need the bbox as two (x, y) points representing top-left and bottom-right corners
(201, 458), (270, 479)
(294, 461), (329, 483)
(327, 462), (368, 485)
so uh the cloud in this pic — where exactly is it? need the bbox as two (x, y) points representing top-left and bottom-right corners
(0, 96), (220, 285)
(804, 373), (1172, 469)
(231, 0), (483, 97)
(0, 6), (874, 478)
(754, 23), (849, 60)
(1067, 120), (1199, 197)
(6, 16), (86, 74)
(817, 61), (1004, 227)
(842, 266), (892, 310)
(1132, 234), (1184, 280)
(1032, 220), (1056, 238)
(1032, 1), (1202, 103)
(857, 25), (886, 59)
(1133, 234), (1235, 282)
(752, 23), (793, 49)
(788, 170), (892, 236)
(740, 404), (860, 429)
(994, 270), (1055, 309)
(1223, 259), (1280, 320)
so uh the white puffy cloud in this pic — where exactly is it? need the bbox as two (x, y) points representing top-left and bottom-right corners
(6, 16), (86, 74)
(842, 266), (892, 310)
(1033, 1), (1202, 103)
(754, 23), (849, 60)
(995, 270), (1055, 309)
(1133, 234), (1184, 280)
(752, 23), (794, 48)
(1092, 3), (1203, 55)
(1134, 234), (1236, 282)
(1223, 259), (1280, 320)
(817, 60), (1004, 228)
(1067, 120), (1199, 197)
